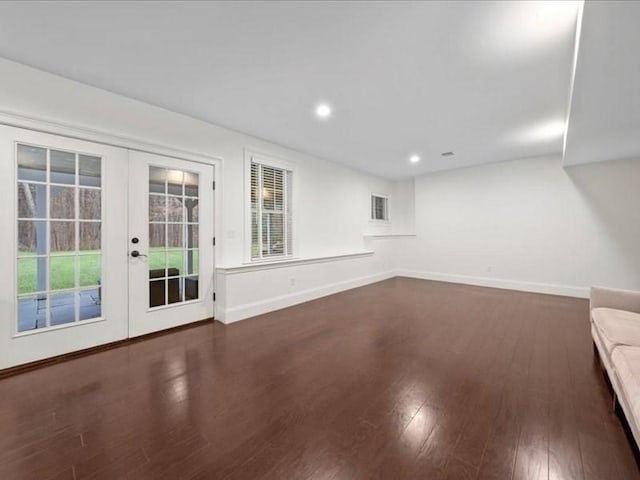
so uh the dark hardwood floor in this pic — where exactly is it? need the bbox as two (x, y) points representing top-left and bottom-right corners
(1, 277), (638, 480)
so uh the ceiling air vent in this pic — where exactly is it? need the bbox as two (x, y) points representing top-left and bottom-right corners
(441, 151), (454, 157)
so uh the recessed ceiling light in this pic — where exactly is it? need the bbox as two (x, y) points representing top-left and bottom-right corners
(315, 104), (332, 119)
(409, 155), (420, 164)
(441, 151), (454, 157)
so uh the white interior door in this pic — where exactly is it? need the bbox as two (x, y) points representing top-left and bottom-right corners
(0, 125), (129, 369)
(128, 151), (214, 337)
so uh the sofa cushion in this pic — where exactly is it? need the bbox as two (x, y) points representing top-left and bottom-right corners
(592, 308), (640, 357)
(612, 346), (640, 427)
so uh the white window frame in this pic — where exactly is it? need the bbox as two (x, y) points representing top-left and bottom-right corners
(370, 193), (390, 223)
(244, 149), (296, 263)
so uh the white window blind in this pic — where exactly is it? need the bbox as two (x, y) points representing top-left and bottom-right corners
(371, 194), (388, 221)
(251, 161), (292, 260)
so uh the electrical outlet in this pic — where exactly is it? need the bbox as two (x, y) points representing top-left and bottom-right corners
(487, 266), (492, 272)
(290, 278), (296, 286)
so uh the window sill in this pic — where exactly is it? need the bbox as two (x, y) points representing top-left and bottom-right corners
(363, 233), (416, 238)
(217, 251), (375, 274)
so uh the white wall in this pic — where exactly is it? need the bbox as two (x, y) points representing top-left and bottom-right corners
(397, 154), (640, 297)
(218, 244), (396, 323)
(391, 178), (415, 234)
(0, 58), (409, 322)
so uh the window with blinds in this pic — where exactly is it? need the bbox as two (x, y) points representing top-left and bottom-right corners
(250, 161), (292, 260)
(371, 194), (389, 221)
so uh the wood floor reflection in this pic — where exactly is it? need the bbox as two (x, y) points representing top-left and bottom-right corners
(0, 277), (637, 479)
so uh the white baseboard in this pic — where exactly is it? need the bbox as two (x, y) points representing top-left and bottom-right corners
(396, 269), (590, 298)
(220, 271), (395, 324)
(219, 269), (590, 325)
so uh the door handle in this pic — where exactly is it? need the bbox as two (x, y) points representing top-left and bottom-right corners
(130, 250), (148, 258)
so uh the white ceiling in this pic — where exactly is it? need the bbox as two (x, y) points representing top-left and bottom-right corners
(564, 1), (640, 167)
(0, 1), (581, 179)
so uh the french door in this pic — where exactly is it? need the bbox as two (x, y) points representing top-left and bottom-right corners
(0, 126), (215, 370)
(128, 151), (214, 337)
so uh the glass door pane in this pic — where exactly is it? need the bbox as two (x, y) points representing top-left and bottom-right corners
(16, 144), (103, 332)
(147, 166), (199, 309)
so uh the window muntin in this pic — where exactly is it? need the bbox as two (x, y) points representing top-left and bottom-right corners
(250, 162), (292, 260)
(16, 143), (103, 333)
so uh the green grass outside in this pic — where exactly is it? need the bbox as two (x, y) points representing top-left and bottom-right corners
(18, 248), (199, 295)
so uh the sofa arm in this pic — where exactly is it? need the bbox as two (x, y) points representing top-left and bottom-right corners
(590, 286), (640, 313)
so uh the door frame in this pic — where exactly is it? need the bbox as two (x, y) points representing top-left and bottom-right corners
(0, 111), (223, 369)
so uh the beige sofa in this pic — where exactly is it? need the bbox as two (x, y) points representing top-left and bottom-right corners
(591, 286), (640, 446)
